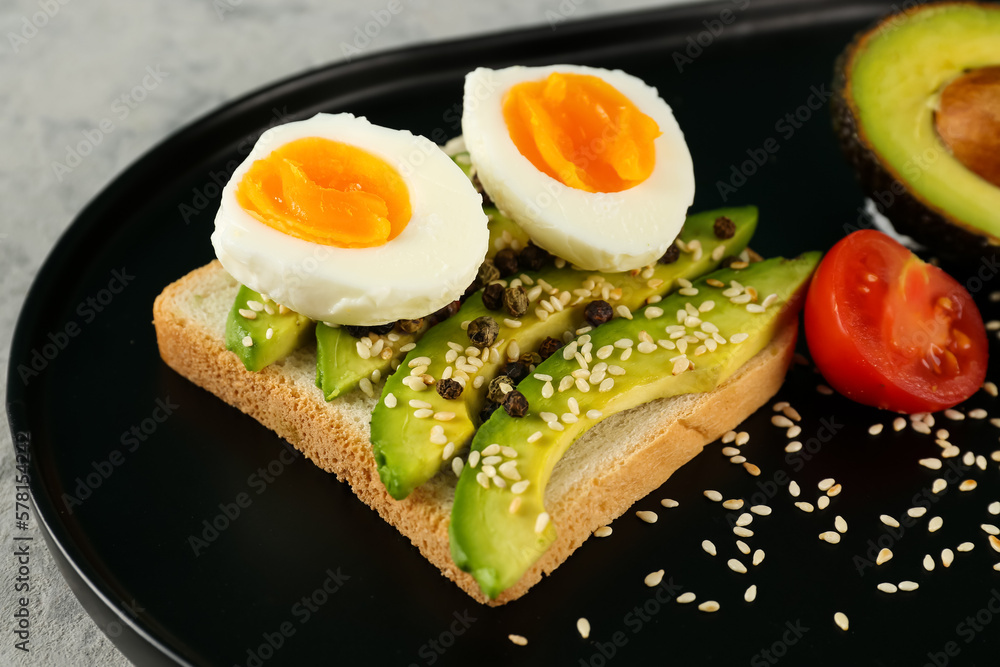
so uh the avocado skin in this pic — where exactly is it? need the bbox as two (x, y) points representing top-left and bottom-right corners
(831, 4), (1000, 259)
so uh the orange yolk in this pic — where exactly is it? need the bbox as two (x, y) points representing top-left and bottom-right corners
(502, 72), (661, 193)
(236, 137), (411, 248)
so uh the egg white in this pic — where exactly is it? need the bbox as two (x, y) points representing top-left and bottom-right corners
(212, 113), (489, 325)
(462, 64), (695, 272)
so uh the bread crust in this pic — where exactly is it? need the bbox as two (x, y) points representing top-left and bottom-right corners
(153, 261), (796, 605)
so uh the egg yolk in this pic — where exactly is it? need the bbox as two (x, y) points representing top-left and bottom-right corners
(236, 137), (411, 248)
(502, 72), (661, 193)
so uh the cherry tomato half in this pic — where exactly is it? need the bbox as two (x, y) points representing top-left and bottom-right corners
(805, 230), (988, 414)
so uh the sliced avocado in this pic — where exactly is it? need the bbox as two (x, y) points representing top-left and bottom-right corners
(449, 253), (821, 599)
(833, 2), (1000, 255)
(225, 285), (314, 372)
(316, 324), (424, 400)
(371, 207), (758, 500)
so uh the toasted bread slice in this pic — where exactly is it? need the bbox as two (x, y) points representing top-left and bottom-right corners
(153, 261), (797, 605)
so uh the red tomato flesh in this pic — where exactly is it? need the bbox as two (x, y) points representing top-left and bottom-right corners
(805, 230), (987, 413)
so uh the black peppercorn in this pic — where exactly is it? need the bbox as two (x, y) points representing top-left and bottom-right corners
(503, 360), (529, 383)
(503, 285), (528, 318)
(482, 283), (504, 311)
(518, 243), (550, 271)
(537, 336), (563, 360)
(658, 242), (680, 264)
(436, 377), (463, 400)
(344, 325), (369, 338)
(487, 375), (514, 403)
(433, 300), (461, 323)
(477, 259), (500, 285)
(370, 322), (395, 335)
(462, 279), (482, 301)
(471, 172), (493, 207)
(720, 255), (738, 269)
(479, 400), (500, 423)
(713, 216), (736, 239)
(396, 318), (423, 334)
(519, 352), (542, 368)
(467, 316), (499, 348)
(503, 390), (529, 418)
(494, 248), (519, 276)
(585, 299), (614, 327)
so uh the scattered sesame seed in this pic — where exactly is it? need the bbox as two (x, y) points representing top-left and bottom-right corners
(990, 502), (1000, 515)
(908, 507), (928, 518)
(835, 516), (848, 533)
(452, 457), (463, 477)
(704, 490), (723, 502)
(944, 409), (965, 421)
(752, 549), (765, 566)
(722, 431), (737, 444)
(893, 417), (907, 432)
(698, 601), (720, 613)
(661, 498), (679, 508)
(743, 462), (761, 477)
(744, 585), (757, 602)
(727, 558), (747, 574)
(677, 592), (697, 604)
(636, 510), (658, 524)
(877, 582), (898, 594)
(817, 496), (830, 510)
(819, 531), (841, 544)
(594, 526), (612, 538)
(750, 505), (772, 516)
(736, 540), (751, 555)
(919, 458), (943, 470)
(869, 424), (884, 435)
(933, 478), (949, 494)
(577, 618), (591, 639)
(827, 484), (843, 497)
(983, 523), (1000, 536)
(912, 421), (932, 435)
(985, 382), (999, 397)
(957, 542), (975, 552)
(970, 408), (989, 419)
(772, 415), (794, 428)
(722, 446), (741, 457)
(818, 478), (835, 491)
(241, 335), (253, 347)
(733, 527), (754, 538)
(736, 513), (753, 527)
(586, 409), (603, 419)
(989, 536), (1000, 554)
(960, 480), (978, 492)
(928, 516), (944, 532)
(817, 384), (834, 396)
(977, 455), (988, 471)
(898, 581), (919, 592)
(834, 612), (849, 632)
(877, 548), (893, 565)
(723, 499), (744, 510)
(789, 481), (801, 497)
(942, 548), (955, 567)
(795, 502), (815, 513)
(785, 441), (802, 453)
(508, 634), (528, 646)
(534, 512), (550, 534)
(735, 432), (750, 446)
(923, 554), (935, 571)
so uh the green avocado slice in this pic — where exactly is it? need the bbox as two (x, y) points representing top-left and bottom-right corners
(449, 253), (820, 600)
(834, 2), (1000, 251)
(315, 324), (424, 400)
(224, 285), (314, 372)
(371, 207), (759, 500)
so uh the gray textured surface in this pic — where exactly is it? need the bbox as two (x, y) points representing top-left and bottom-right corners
(0, 1), (693, 664)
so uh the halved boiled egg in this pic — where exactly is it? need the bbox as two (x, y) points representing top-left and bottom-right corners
(462, 64), (695, 272)
(212, 113), (489, 325)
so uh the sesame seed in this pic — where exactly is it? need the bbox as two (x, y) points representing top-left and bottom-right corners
(990, 502), (1000, 515)
(795, 502), (815, 513)
(730, 333), (749, 344)
(977, 455), (988, 471)
(869, 423), (884, 435)
(241, 335), (253, 347)
(877, 548), (893, 565)
(898, 581), (919, 592)
(734, 527), (754, 538)
(912, 421), (932, 435)
(645, 569), (665, 587)
(508, 634), (528, 646)
(594, 526), (612, 537)
(819, 531), (841, 544)
(877, 582), (898, 594)
(944, 409), (965, 421)
(534, 513), (550, 534)
(547, 420), (564, 432)
(722, 446), (741, 457)
(881, 514), (900, 528)
(958, 542), (975, 552)
(636, 510), (659, 524)
(736, 540), (751, 555)
(960, 480), (978, 492)
(817, 496), (830, 510)
(908, 507), (927, 518)
(441, 442), (455, 460)
(785, 441), (802, 453)
(827, 484), (843, 497)
(698, 601), (720, 613)
(789, 481), (801, 497)
(735, 431), (750, 446)
(723, 499), (744, 510)
(983, 524), (1000, 536)
(704, 490), (723, 502)
(576, 618), (591, 639)
(721, 430), (737, 444)
(616, 305), (633, 320)
(787, 426), (802, 439)
(452, 457), (464, 477)
(942, 548), (955, 567)
(923, 554), (935, 571)
(970, 408), (989, 419)
(476, 472), (489, 489)
(750, 505), (772, 516)
(985, 382), (999, 397)
(238, 308), (257, 320)
(586, 409), (603, 419)
(575, 378), (591, 392)
(744, 585), (758, 602)
(817, 384), (834, 396)
(892, 417), (907, 431)
(835, 515), (848, 533)
(963, 451), (975, 466)
(834, 612), (849, 632)
(772, 415), (794, 428)
(743, 462), (761, 476)
(728, 558), (747, 574)
(919, 458), (943, 470)
(736, 513), (753, 527)
(677, 592), (697, 604)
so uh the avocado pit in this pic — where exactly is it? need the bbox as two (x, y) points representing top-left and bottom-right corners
(935, 66), (1000, 188)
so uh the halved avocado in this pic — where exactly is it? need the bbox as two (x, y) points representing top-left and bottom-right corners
(833, 2), (1000, 256)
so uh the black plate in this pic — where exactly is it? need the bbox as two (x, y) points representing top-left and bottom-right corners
(9, 1), (1000, 664)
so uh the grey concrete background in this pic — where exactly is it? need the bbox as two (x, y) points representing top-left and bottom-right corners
(0, 0), (697, 664)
